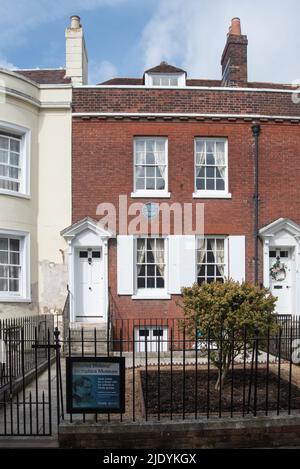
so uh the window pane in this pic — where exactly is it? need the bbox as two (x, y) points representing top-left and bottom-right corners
(0, 137), (9, 149)
(9, 279), (19, 292)
(0, 238), (8, 250)
(9, 167), (19, 179)
(146, 167), (155, 178)
(0, 251), (8, 264)
(146, 179), (155, 189)
(136, 166), (145, 178)
(206, 141), (214, 153)
(10, 139), (20, 152)
(136, 178), (145, 190)
(135, 152), (145, 165)
(145, 152), (155, 165)
(216, 179), (225, 190)
(206, 167), (215, 178)
(0, 150), (8, 163)
(196, 178), (205, 190)
(10, 153), (19, 166)
(156, 178), (165, 190)
(137, 277), (145, 288)
(0, 278), (8, 291)
(156, 277), (164, 288)
(135, 140), (145, 152)
(147, 278), (155, 288)
(9, 266), (19, 279)
(0, 165), (8, 177)
(156, 140), (165, 153)
(196, 140), (205, 154)
(10, 239), (20, 251)
(0, 265), (8, 277)
(196, 167), (205, 178)
(206, 179), (215, 190)
(206, 153), (215, 165)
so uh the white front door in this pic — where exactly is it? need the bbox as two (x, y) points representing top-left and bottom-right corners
(269, 248), (294, 314)
(75, 248), (104, 322)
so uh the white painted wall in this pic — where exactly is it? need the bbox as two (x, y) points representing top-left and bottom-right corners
(0, 70), (72, 318)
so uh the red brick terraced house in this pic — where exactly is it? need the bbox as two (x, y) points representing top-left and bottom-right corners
(61, 18), (300, 348)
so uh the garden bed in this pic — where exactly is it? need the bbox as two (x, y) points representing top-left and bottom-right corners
(140, 366), (300, 415)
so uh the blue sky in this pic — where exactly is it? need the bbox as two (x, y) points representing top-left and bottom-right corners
(0, 0), (300, 84)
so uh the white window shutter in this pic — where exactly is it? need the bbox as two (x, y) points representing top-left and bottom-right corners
(228, 236), (246, 282)
(117, 235), (134, 295)
(168, 236), (196, 294)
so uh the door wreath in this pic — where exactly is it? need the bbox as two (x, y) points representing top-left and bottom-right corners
(270, 256), (287, 281)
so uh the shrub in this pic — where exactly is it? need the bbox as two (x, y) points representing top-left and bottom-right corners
(179, 280), (278, 390)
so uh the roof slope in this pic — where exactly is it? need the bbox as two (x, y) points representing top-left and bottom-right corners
(13, 69), (71, 84)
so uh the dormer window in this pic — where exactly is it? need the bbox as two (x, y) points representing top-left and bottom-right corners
(151, 75), (180, 87)
(144, 62), (186, 87)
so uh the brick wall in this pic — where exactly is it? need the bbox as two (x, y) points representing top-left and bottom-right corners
(72, 87), (300, 116)
(72, 118), (300, 319)
(59, 416), (300, 449)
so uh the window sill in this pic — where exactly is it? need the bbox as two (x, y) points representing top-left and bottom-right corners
(132, 292), (171, 300)
(131, 191), (171, 199)
(0, 296), (31, 303)
(193, 192), (232, 199)
(0, 189), (31, 200)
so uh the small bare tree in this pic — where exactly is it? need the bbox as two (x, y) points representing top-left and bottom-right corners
(180, 280), (278, 390)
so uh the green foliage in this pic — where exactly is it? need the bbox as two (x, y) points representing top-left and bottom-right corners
(179, 280), (278, 389)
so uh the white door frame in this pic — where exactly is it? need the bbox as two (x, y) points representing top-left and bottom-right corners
(260, 218), (300, 316)
(61, 217), (114, 324)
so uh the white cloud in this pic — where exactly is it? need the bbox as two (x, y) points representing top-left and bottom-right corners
(0, 57), (18, 70)
(89, 60), (118, 84)
(140, 0), (300, 83)
(0, 0), (129, 49)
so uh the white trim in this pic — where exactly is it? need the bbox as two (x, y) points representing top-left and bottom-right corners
(0, 86), (71, 109)
(131, 191), (171, 198)
(193, 192), (232, 199)
(74, 84), (297, 94)
(0, 228), (31, 302)
(0, 121), (31, 198)
(132, 293), (171, 300)
(72, 112), (300, 121)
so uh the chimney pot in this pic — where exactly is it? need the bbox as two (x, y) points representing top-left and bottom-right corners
(230, 17), (241, 36)
(70, 15), (81, 29)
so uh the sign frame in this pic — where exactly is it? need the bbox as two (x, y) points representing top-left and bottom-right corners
(66, 356), (125, 414)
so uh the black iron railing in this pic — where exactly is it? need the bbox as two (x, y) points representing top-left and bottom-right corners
(62, 316), (300, 423)
(0, 315), (54, 391)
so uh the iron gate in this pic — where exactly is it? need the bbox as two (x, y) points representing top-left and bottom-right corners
(0, 316), (62, 437)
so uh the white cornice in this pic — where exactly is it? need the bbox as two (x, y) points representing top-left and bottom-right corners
(72, 112), (300, 121)
(74, 84), (297, 94)
(0, 86), (71, 109)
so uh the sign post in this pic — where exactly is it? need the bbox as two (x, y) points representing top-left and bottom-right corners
(66, 357), (125, 414)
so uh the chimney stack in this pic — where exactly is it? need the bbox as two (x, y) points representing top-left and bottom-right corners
(221, 18), (248, 86)
(65, 15), (88, 85)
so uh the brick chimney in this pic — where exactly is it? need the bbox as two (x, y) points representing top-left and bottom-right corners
(65, 15), (88, 85)
(221, 18), (248, 87)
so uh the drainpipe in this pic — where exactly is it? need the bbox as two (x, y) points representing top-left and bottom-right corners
(252, 122), (261, 285)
